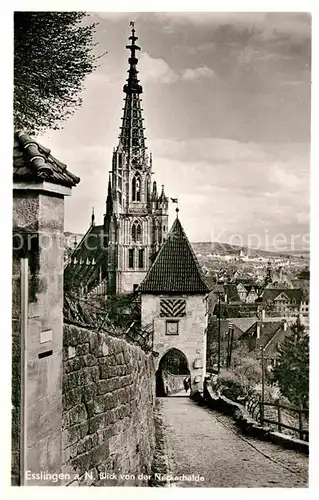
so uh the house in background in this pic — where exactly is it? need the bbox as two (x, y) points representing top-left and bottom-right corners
(206, 316), (258, 370)
(259, 288), (302, 319)
(239, 320), (293, 371)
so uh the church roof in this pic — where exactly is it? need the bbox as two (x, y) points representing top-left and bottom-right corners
(139, 216), (209, 294)
(64, 224), (107, 292)
(13, 131), (80, 188)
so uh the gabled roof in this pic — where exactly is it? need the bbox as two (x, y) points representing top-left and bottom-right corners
(229, 317), (259, 334)
(273, 291), (291, 301)
(242, 320), (293, 347)
(13, 131), (80, 188)
(64, 224), (107, 292)
(262, 288), (302, 304)
(139, 217), (209, 294)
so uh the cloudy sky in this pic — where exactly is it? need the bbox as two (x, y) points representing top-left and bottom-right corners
(40, 12), (311, 250)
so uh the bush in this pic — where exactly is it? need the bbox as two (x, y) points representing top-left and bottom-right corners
(215, 369), (250, 401)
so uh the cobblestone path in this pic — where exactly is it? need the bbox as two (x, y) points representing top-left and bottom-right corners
(159, 396), (308, 488)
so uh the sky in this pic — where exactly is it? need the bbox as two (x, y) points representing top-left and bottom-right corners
(40, 12), (311, 250)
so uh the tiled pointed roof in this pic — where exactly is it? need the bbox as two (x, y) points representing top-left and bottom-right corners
(13, 131), (80, 188)
(139, 216), (209, 294)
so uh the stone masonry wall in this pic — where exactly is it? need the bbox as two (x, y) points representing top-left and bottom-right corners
(62, 324), (155, 486)
(12, 190), (65, 485)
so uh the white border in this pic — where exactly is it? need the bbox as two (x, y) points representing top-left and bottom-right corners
(2, 2), (317, 500)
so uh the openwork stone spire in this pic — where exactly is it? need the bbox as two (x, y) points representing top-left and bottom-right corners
(118, 23), (146, 166)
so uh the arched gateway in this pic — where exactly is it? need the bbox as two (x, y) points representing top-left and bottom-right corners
(156, 348), (190, 396)
(139, 212), (209, 394)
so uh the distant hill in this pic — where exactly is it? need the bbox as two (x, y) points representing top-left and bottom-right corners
(191, 241), (308, 259)
(63, 232), (308, 261)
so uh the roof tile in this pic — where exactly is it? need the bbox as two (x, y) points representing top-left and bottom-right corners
(139, 217), (209, 294)
(13, 131), (80, 188)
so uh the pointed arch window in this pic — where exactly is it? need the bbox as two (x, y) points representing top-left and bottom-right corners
(132, 221), (142, 243)
(132, 175), (141, 201)
(138, 249), (145, 269)
(146, 175), (151, 203)
(128, 248), (135, 269)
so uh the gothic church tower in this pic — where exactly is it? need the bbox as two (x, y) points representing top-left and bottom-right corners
(105, 25), (169, 295)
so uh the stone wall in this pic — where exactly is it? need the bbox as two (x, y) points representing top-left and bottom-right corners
(12, 189), (66, 485)
(62, 324), (155, 486)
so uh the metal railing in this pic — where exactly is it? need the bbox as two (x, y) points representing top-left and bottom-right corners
(63, 293), (153, 353)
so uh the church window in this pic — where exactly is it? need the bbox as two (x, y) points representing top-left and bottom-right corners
(128, 248), (135, 269)
(138, 249), (144, 269)
(132, 175), (141, 201)
(132, 221), (142, 243)
(146, 175), (151, 202)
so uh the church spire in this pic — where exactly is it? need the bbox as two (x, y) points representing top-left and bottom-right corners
(106, 173), (113, 216)
(118, 22), (146, 166)
(91, 207), (95, 226)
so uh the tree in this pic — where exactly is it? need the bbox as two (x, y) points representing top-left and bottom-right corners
(14, 12), (98, 133)
(272, 318), (309, 408)
(297, 268), (310, 280)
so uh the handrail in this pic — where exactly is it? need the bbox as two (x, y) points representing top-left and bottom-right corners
(258, 400), (309, 441)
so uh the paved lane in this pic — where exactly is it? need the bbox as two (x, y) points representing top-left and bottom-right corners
(160, 396), (308, 488)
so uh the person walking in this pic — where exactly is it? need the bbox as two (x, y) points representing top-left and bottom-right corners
(183, 375), (190, 393)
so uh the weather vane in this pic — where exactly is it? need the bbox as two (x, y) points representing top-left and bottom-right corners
(130, 21), (135, 28)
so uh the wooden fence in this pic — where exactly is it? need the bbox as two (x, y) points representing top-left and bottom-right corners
(259, 400), (309, 442)
(246, 397), (308, 441)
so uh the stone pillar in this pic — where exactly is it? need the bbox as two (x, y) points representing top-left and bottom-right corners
(12, 182), (72, 485)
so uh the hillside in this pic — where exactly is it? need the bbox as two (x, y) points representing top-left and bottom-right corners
(64, 232), (308, 260)
(191, 241), (308, 259)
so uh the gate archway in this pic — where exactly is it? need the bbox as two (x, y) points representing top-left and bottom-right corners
(156, 348), (190, 397)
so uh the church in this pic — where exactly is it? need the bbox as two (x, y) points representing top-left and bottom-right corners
(64, 24), (169, 296)
(64, 24), (210, 393)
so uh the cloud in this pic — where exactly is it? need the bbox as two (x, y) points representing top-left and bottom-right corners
(181, 66), (215, 81)
(139, 52), (179, 84)
(149, 137), (271, 164)
(60, 136), (309, 245)
(155, 12), (310, 38)
(146, 137), (309, 242)
(139, 53), (215, 84)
